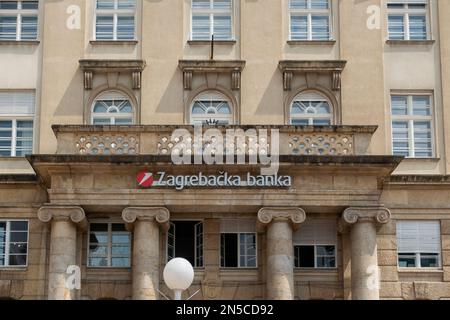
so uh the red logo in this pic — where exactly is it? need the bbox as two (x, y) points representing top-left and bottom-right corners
(137, 171), (154, 187)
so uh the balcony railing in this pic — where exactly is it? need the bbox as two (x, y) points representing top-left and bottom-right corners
(52, 125), (378, 156)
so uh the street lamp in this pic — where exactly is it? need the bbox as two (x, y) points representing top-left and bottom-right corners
(163, 258), (195, 300)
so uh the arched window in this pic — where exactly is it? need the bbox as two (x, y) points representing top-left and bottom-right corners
(190, 91), (234, 125)
(290, 92), (333, 125)
(91, 91), (133, 125)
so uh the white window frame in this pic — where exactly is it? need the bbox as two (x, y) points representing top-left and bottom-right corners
(397, 220), (442, 269)
(290, 91), (333, 125)
(87, 221), (131, 268)
(387, 1), (430, 41)
(0, 220), (29, 268)
(190, 91), (234, 125)
(166, 220), (204, 268)
(0, 0), (39, 41)
(289, 0), (332, 41)
(294, 244), (337, 269)
(0, 118), (34, 157)
(91, 91), (134, 125)
(190, 0), (234, 41)
(220, 232), (258, 269)
(391, 93), (435, 158)
(93, 0), (136, 41)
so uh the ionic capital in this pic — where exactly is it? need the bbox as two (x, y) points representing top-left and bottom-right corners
(342, 206), (391, 226)
(258, 207), (306, 229)
(38, 206), (87, 229)
(122, 207), (170, 230)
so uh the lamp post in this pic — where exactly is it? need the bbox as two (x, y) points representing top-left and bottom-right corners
(163, 258), (195, 300)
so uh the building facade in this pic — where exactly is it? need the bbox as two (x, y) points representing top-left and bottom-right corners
(1, 0), (450, 300)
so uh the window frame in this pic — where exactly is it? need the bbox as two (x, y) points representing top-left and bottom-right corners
(87, 221), (131, 269)
(0, 0), (39, 41)
(166, 220), (204, 268)
(289, 91), (334, 126)
(220, 232), (258, 269)
(0, 219), (29, 268)
(190, 0), (234, 41)
(387, 1), (430, 41)
(288, 0), (332, 41)
(90, 90), (135, 125)
(190, 90), (234, 125)
(294, 244), (337, 269)
(93, 0), (137, 41)
(390, 93), (435, 158)
(396, 220), (442, 270)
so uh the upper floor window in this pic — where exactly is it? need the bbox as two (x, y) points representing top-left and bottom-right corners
(0, 91), (35, 157)
(0, 0), (38, 41)
(391, 94), (434, 158)
(290, 92), (333, 125)
(95, 0), (136, 41)
(88, 222), (131, 268)
(91, 91), (134, 125)
(190, 91), (234, 125)
(220, 219), (257, 268)
(191, 0), (233, 41)
(397, 221), (441, 269)
(289, 0), (331, 41)
(0, 220), (28, 267)
(167, 221), (204, 268)
(293, 218), (337, 269)
(387, 0), (429, 40)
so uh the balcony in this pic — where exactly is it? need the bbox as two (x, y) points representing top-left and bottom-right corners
(52, 125), (377, 157)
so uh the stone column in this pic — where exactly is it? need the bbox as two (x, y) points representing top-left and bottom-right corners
(341, 207), (391, 300)
(122, 207), (170, 300)
(37, 206), (87, 300)
(258, 207), (306, 300)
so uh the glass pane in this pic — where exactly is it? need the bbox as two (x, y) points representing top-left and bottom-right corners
(0, 2), (18, 10)
(316, 245), (335, 256)
(112, 223), (126, 232)
(89, 244), (108, 256)
(388, 15), (405, 40)
(391, 96), (408, 115)
(111, 257), (130, 267)
(22, 1), (39, 10)
(90, 233), (108, 245)
(90, 223), (108, 232)
(420, 254), (439, 268)
(9, 231), (27, 242)
(117, 16), (134, 40)
(311, 15), (329, 40)
(97, 0), (115, 9)
(290, 15), (308, 40)
(409, 15), (427, 40)
(297, 246), (315, 268)
(21, 15), (38, 40)
(8, 255), (27, 266)
(10, 221), (28, 231)
(96, 15), (114, 40)
(89, 257), (108, 267)
(111, 245), (130, 255)
(398, 253), (416, 268)
(213, 15), (232, 40)
(112, 233), (130, 244)
(317, 256), (335, 268)
(192, 15), (210, 40)
(9, 243), (27, 255)
(412, 96), (431, 116)
(0, 16), (17, 40)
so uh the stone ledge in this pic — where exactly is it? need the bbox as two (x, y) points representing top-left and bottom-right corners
(0, 174), (37, 183)
(388, 175), (450, 185)
(79, 59), (146, 73)
(278, 60), (347, 73)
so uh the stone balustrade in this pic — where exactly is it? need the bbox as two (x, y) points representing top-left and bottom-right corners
(52, 125), (377, 156)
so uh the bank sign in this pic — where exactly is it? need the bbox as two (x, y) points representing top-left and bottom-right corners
(137, 171), (292, 191)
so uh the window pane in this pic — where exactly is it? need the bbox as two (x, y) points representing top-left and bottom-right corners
(409, 15), (427, 40)
(192, 15), (210, 40)
(317, 256), (335, 268)
(0, 2), (18, 10)
(112, 223), (126, 232)
(10, 221), (28, 231)
(290, 15), (308, 40)
(9, 242), (27, 255)
(388, 15), (405, 40)
(118, 0), (136, 9)
(220, 233), (238, 268)
(90, 223), (108, 232)
(97, 0), (115, 9)
(398, 253), (416, 268)
(295, 246), (315, 268)
(96, 15), (114, 40)
(21, 15), (38, 40)
(213, 15), (232, 40)
(8, 254), (27, 266)
(391, 96), (408, 115)
(111, 257), (130, 267)
(111, 245), (129, 255)
(112, 233), (130, 244)
(90, 233), (108, 245)
(412, 96), (431, 116)
(311, 15), (329, 40)
(22, 1), (39, 10)
(420, 254), (440, 268)
(89, 257), (108, 267)
(117, 16), (134, 40)
(9, 231), (27, 242)
(0, 16), (17, 40)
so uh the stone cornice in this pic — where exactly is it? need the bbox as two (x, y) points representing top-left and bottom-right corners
(122, 207), (170, 230)
(38, 206), (87, 229)
(342, 206), (391, 225)
(258, 207), (306, 228)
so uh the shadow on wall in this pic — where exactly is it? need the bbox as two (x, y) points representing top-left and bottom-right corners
(53, 69), (84, 119)
(155, 67), (184, 116)
(254, 67), (284, 118)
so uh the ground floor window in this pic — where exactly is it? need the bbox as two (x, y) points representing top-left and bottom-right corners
(397, 220), (441, 268)
(167, 221), (203, 268)
(220, 219), (257, 268)
(0, 220), (28, 267)
(88, 223), (131, 268)
(293, 218), (337, 269)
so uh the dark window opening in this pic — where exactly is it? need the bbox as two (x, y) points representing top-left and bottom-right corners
(168, 221), (203, 268)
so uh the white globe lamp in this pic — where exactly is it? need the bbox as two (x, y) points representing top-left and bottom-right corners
(163, 258), (195, 300)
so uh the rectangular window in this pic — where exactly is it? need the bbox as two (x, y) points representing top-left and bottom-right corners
(191, 0), (233, 41)
(0, 91), (35, 157)
(397, 221), (441, 268)
(0, 0), (38, 41)
(0, 220), (29, 267)
(289, 0), (331, 41)
(88, 223), (131, 268)
(220, 219), (257, 268)
(167, 221), (204, 268)
(391, 94), (434, 158)
(293, 218), (337, 268)
(95, 0), (136, 41)
(387, 1), (429, 40)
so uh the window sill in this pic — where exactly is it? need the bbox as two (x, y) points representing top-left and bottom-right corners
(400, 157), (441, 163)
(89, 40), (138, 45)
(398, 268), (443, 273)
(0, 40), (40, 45)
(386, 40), (435, 46)
(188, 40), (236, 45)
(0, 266), (28, 271)
(287, 40), (336, 46)
(86, 267), (131, 270)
